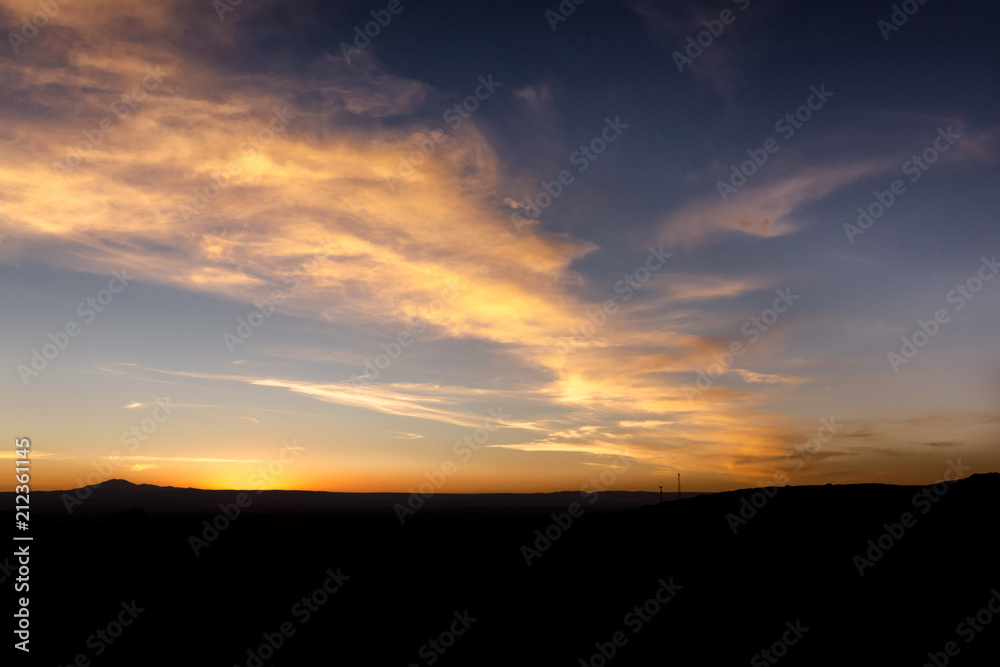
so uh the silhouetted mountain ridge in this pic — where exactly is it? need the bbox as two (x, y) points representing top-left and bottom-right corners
(7, 471), (998, 665)
(6, 478), (696, 516)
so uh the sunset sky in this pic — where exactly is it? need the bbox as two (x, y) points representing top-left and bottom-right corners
(2, 0), (998, 493)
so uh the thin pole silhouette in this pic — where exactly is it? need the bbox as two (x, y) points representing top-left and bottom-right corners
(677, 473), (681, 502)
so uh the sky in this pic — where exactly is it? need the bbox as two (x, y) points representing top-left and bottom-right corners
(1, 0), (998, 494)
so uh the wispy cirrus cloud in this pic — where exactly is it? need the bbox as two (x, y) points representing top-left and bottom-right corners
(657, 161), (887, 248)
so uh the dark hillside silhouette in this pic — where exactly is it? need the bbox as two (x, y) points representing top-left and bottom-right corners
(3, 473), (998, 665)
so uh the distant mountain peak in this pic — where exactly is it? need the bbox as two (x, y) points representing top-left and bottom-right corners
(97, 479), (139, 488)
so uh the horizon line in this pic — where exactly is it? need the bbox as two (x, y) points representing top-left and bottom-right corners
(4, 472), (992, 496)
